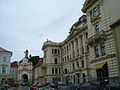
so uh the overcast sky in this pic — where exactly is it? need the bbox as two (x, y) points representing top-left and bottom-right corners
(0, 0), (85, 62)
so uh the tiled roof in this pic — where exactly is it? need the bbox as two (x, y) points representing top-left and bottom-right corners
(0, 47), (12, 53)
(35, 58), (43, 67)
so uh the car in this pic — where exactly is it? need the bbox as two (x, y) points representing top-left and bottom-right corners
(68, 83), (81, 90)
(106, 83), (120, 90)
(81, 82), (101, 90)
(21, 82), (30, 86)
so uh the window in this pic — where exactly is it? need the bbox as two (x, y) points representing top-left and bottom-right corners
(95, 25), (100, 33)
(73, 51), (75, 58)
(80, 36), (83, 45)
(59, 68), (61, 74)
(67, 55), (69, 61)
(52, 49), (54, 54)
(86, 45), (89, 53)
(71, 41), (74, 49)
(3, 57), (6, 62)
(82, 73), (86, 82)
(65, 69), (67, 74)
(52, 68), (54, 74)
(54, 58), (57, 64)
(76, 61), (79, 68)
(54, 49), (57, 54)
(90, 5), (100, 19)
(2, 66), (6, 74)
(76, 49), (79, 56)
(55, 68), (58, 74)
(73, 63), (75, 71)
(82, 46), (84, 55)
(81, 60), (84, 68)
(95, 45), (99, 58)
(85, 32), (88, 39)
(93, 5), (100, 17)
(100, 43), (106, 56)
(75, 38), (78, 48)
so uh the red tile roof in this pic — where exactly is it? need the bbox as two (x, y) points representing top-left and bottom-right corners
(0, 47), (12, 53)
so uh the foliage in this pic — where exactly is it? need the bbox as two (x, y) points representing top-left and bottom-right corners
(28, 56), (40, 66)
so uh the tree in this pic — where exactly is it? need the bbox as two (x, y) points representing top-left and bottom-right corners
(28, 56), (39, 66)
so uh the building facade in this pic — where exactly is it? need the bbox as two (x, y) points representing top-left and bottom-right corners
(10, 61), (18, 81)
(110, 20), (120, 81)
(34, 58), (45, 83)
(42, 41), (62, 84)
(82, 0), (120, 83)
(0, 47), (12, 84)
(17, 50), (33, 84)
(42, 0), (120, 84)
(42, 15), (89, 84)
(61, 15), (89, 84)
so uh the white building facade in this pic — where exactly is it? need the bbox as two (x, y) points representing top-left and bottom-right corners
(0, 47), (12, 83)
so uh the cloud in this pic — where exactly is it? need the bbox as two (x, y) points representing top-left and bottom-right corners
(0, 0), (85, 61)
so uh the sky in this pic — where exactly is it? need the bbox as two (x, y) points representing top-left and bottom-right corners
(0, 0), (85, 62)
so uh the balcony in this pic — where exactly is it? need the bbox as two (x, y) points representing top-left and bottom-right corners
(87, 30), (106, 46)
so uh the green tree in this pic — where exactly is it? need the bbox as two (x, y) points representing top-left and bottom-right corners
(28, 56), (39, 66)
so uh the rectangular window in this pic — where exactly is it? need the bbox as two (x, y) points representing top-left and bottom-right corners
(76, 49), (79, 56)
(55, 68), (58, 74)
(2, 66), (6, 74)
(81, 60), (84, 68)
(54, 58), (57, 64)
(52, 49), (54, 54)
(76, 61), (79, 68)
(54, 49), (57, 54)
(95, 45), (99, 58)
(100, 43), (106, 56)
(3, 57), (6, 62)
(93, 5), (100, 17)
(52, 68), (54, 74)
(59, 68), (61, 74)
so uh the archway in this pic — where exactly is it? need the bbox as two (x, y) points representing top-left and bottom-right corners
(22, 74), (28, 82)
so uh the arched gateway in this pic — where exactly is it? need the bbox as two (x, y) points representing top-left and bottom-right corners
(22, 74), (28, 82)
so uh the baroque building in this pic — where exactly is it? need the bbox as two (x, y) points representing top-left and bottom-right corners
(0, 47), (12, 84)
(42, 41), (62, 84)
(82, 0), (120, 83)
(42, 15), (89, 84)
(18, 50), (33, 84)
(42, 0), (120, 84)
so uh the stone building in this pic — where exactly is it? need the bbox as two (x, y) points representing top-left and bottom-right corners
(17, 50), (33, 84)
(61, 15), (89, 84)
(34, 58), (45, 83)
(10, 61), (18, 81)
(42, 0), (120, 84)
(42, 41), (62, 84)
(110, 19), (120, 81)
(42, 15), (89, 84)
(0, 47), (12, 83)
(82, 0), (120, 83)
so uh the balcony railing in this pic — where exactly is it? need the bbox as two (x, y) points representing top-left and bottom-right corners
(87, 30), (106, 46)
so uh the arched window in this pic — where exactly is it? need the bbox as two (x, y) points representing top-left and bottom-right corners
(95, 25), (100, 33)
(54, 58), (57, 64)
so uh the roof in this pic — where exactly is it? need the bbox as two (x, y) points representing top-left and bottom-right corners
(0, 47), (12, 53)
(35, 58), (43, 68)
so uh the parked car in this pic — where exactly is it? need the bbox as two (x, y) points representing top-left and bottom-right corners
(68, 83), (81, 90)
(21, 82), (30, 86)
(106, 83), (120, 90)
(81, 82), (101, 90)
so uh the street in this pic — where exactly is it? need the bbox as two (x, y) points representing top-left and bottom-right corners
(11, 86), (29, 90)
(10, 86), (70, 90)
